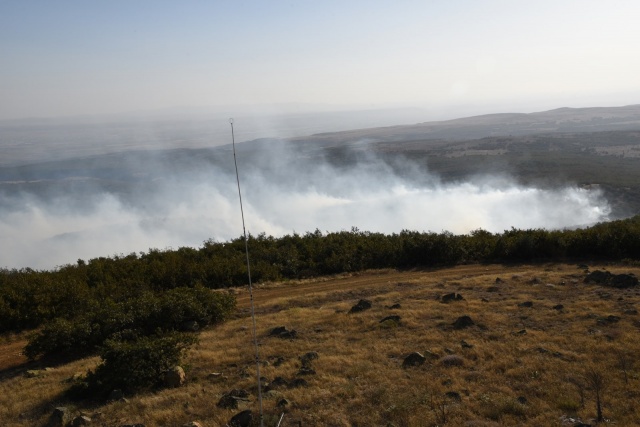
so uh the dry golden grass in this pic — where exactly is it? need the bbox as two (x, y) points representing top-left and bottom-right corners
(2, 263), (640, 426)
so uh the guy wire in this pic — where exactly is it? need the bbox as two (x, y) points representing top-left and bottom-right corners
(229, 118), (264, 426)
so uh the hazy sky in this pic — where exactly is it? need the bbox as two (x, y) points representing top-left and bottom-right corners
(1, 0), (640, 120)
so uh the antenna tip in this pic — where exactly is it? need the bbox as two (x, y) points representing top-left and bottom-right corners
(229, 118), (234, 124)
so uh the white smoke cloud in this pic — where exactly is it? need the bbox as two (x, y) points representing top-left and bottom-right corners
(0, 145), (610, 270)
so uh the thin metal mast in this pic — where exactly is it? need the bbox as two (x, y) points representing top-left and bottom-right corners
(229, 118), (264, 427)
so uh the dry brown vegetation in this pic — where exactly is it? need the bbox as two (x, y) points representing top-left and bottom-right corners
(2, 263), (640, 426)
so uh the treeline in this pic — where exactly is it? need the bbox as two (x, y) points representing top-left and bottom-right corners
(2, 215), (640, 336)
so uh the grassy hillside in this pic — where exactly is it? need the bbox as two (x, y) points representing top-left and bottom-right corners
(2, 264), (640, 426)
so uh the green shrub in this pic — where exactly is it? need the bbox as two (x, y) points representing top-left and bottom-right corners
(71, 333), (197, 398)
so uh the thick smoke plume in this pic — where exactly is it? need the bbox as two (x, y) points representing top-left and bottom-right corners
(0, 143), (610, 270)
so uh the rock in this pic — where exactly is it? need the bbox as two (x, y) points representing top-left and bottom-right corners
(269, 326), (297, 339)
(379, 315), (401, 323)
(610, 273), (639, 288)
(181, 320), (200, 332)
(402, 352), (426, 368)
(515, 329), (527, 335)
(445, 391), (462, 402)
(495, 277), (504, 283)
(207, 372), (224, 380)
(441, 293), (464, 303)
(300, 351), (319, 366)
(517, 396), (527, 405)
(486, 286), (499, 293)
(349, 299), (372, 313)
(584, 270), (612, 284)
(229, 410), (252, 427)
(182, 422), (202, 427)
(518, 301), (533, 308)
(297, 367), (316, 375)
(47, 407), (69, 427)
(553, 304), (564, 310)
(388, 303), (402, 309)
(164, 366), (186, 388)
(460, 340), (473, 349)
(72, 415), (92, 426)
(452, 315), (474, 329)
(585, 270), (639, 288)
(277, 398), (290, 408)
(440, 354), (464, 367)
(217, 389), (249, 409)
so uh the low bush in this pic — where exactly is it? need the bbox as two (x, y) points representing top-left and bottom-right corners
(69, 333), (197, 399)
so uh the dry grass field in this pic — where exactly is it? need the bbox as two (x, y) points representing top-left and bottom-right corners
(2, 263), (640, 426)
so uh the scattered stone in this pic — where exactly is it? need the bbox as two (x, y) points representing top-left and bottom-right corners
(47, 407), (69, 427)
(72, 415), (92, 426)
(515, 329), (527, 335)
(553, 304), (564, 310)
(518, 301), (533, 308)
(229, 410), (252, 427)
(441, 293), (464, 303)
(452, 315), (474, 329)
(269, 326), (297, 339)
(277, 398), (290, 408)
(402, 352), (426, 368)
(297, 367), (316, 376)
(218, 389), (249, 409)
(441, 354), (464, 367)
(349, 299), (372, 313)
(207, 372), (224, 380)
(517, 396), (527, 405)
(379, 315), (401, 323)
(445, 391), (462, 402)
(460, 340), (473, 349)
(300, 351), (319, 366)
(164, 366), (186, 388)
